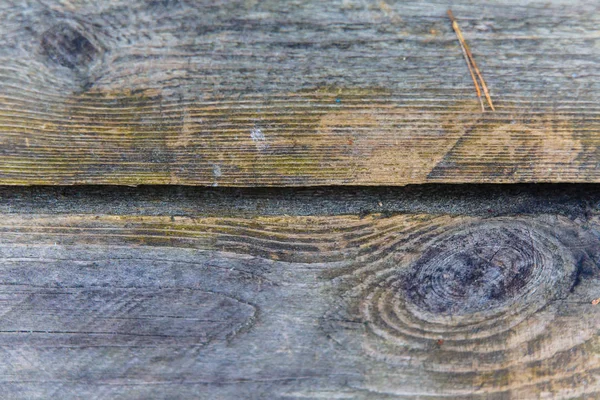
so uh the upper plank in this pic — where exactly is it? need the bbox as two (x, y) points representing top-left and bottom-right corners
(0, 0), (599, 185)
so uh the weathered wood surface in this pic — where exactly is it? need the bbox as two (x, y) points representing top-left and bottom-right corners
(1, 0), (599, 185)
(1, 200), (600, 399)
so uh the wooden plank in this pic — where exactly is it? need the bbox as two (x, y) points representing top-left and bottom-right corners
(0, 0), (599, 185)
(1, 211), (600, 398)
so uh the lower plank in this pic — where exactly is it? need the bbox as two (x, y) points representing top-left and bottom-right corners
(0, 213), (599, 399)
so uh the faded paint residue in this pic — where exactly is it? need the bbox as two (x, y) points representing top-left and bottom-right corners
(251, 127), (268, 151)
(250, 127), (265, 141)
(213, 164), (222, 178)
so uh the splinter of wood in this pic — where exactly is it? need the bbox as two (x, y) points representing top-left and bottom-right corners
(447, 10), (495, 111)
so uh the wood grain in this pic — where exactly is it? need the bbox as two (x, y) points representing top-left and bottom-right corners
(1, 211), (600, 399)
(0, 0), (599, 185)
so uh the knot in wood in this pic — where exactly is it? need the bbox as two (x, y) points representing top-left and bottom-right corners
(40, 23), (99, 71)
(398, 221), (575, 324)
(320, 217), (598, 396)
(348, 219), (577, 350)
(405, 223), (552, 316)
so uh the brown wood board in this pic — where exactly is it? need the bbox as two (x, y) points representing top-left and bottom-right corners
(0, 0), (598, 185)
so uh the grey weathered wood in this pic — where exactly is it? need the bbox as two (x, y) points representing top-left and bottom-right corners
(0, 0), (599, 185)
(1, 206), (600, 399)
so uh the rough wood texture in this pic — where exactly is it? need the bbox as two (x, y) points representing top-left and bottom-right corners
(1, 208), (600, 399)
(1, 0), (599, 185)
